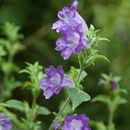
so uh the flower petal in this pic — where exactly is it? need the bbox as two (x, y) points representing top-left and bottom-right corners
(44, 88), (54, 99)
(71, 0), (78, 10)
(61, 48), (73, 60)
(55, 38), (66, 51)
(54, 86), (61, 94)
(57, 65), (64, 79)
(40, 78), (50, 89)
(61, 76), (74, 88)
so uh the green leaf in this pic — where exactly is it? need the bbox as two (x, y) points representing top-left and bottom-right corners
(89, 121), (107, 130)
(68, 88), (91, 110)
(19, 62), (44, 91)
(120, 88), (128, 95)
(86, 55), (110, 67)
(6, 99), (25, 112)
(78, 52), (85, 67)
(113, 96), (127, 105)
(37, 106), (50, 115)
(77, 69), (87, 82)
(92, 95), (111, 104)
(69, 67), (87, 84)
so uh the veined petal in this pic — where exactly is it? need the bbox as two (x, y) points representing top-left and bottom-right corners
(61, 76), (74, 88)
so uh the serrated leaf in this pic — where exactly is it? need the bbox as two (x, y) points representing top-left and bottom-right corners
(68, 88), (91, 110)
(6, 99), (25, 112)
(92, 95), (110, 104)
(37, 106), (50, 115)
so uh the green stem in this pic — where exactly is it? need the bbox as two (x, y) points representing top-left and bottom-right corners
(26, 90), (39, 130)
(48, 97), (70, 130)
(48, 66), (84, 130)
(108, 106), (115, 130)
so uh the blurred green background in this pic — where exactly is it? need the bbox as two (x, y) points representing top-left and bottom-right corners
(0, 0), (130, 129)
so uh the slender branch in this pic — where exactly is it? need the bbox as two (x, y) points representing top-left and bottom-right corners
(48, 97), (70, 130)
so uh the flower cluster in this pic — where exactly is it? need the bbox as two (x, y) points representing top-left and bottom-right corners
(52, 0), (89, 60)
(0, 113), (12, 130)
(40, 1), (92, 130)
(40, 65), (74, 99)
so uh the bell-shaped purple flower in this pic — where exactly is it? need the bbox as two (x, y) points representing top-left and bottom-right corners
(40, 65), (74, 99)
(0, 113), (12, 130)
(52, 0), (89, 60)
(62, 114), (91, 130)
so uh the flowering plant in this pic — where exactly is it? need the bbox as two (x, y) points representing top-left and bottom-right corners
(0, 0), (128, 130)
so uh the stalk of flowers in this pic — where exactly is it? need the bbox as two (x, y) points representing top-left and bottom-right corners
(40, 0), (109, 130)
(0, 113), (12, 130)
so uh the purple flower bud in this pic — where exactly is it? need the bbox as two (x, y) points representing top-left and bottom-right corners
(52, 0), (89, 60)
(98, 77), (106, 88)
(0, 113), (12, 130)
(62, 114), (91, 130)
(40, 65), (74, 99)
(110, 80), (118, 89)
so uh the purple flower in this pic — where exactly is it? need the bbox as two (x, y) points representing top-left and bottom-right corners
(53, 122), (61, 130)
(52, 0), (89, 60)
(40, 65), (74, 99)
(62, 114), (91, 130)
(0, 113), (12, 130)
(110, 80), (118, 89)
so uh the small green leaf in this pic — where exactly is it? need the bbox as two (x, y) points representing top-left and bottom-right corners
(6, 99), (25, 112)
(113, 96), (127, 105)
(77, 69), (87, 82)
(69, 67), (87, 84)
(89, 121), (107, 130)
(120, 88), (128, 95)
(92, 95), (111, 104)
(37, 106), (50, 115)
(86, 55), (110, 67)
(68, 88), (91, 110)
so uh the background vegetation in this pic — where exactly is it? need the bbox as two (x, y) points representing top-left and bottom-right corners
(0, 0), (130, 129)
